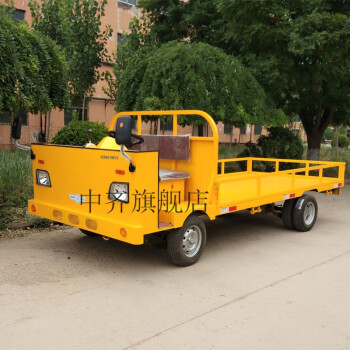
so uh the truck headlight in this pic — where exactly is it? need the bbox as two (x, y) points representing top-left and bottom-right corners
(36, 170), (51, 187)
(108, 182), (129, 203)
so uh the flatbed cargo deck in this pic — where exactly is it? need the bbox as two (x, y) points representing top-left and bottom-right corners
(216, 157), (344, 212)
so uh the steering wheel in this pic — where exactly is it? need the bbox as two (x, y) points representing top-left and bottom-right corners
(130, 133), (144, 146)
(107, 130), (144, 147)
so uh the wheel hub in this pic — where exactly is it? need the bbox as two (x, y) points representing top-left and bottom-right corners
(304, 202), (316, 225)
(182, 225), (202, 258)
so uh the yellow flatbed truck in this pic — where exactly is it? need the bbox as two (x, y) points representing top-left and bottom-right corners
(12, 110), (346, 266)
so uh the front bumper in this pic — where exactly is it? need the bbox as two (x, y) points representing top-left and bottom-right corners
(28, 199), (149, 245)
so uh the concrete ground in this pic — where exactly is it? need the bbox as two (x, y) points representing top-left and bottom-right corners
(1, 186), (350, 350)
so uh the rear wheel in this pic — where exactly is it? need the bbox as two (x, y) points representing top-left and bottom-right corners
(292, 194), (318, 232)
(80, 229), (98, 237)
(167, 216), (206, 266)
(282, 198), (297, 229)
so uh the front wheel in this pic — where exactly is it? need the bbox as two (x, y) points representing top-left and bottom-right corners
(167, 216), (207, 266)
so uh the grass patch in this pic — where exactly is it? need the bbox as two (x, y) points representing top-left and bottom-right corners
(31, 217), (53, 229)
(0, 149), (33, 206)
(219, 144), (245, 159)
(0, 149), (33, 229)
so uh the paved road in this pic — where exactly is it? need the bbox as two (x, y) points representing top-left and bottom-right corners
(1, 186), (350, 350)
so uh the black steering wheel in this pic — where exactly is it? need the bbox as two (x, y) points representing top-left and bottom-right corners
(130, 133), (144, 146)
(107, 130), (144, 147)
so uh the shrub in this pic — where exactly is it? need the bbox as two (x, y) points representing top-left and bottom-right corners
(236, 142), (265, 171)
(332, 134), (350, 149)
(322, 128), (334, 141)
(52, 120), (108, 146)
(236, 142), (263, 158)
(257, 127), (304, 160)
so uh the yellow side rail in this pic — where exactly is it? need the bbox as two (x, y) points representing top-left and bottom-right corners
(108, 109), (219, 142)
(218, 157), (345, 176)
(217, 157), (345, 197)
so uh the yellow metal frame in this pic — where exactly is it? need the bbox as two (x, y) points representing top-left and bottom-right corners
(217, 157), (345, 191)
(215, 156), (345, 213)
(28, 110), (346, 245)
(109, 109), (218, 141)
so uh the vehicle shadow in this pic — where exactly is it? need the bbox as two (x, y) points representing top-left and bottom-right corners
(44, 211), (287, 270)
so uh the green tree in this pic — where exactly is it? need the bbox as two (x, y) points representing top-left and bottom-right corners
(107, 41), (285, 134)
(134, 0), (350, 160)
(219, 0), (350, 160)
(134, 0), (224, 49)
(29, 0), (112, 118)
(0, 6), (69, 115)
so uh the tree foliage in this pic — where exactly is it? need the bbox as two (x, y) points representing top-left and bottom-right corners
(134, 0), (225, 49)
(108, 41), (285, 128)
(29, 0), (112, 107)
(134, 0), (350, 159)
(0, 6), (69, 114)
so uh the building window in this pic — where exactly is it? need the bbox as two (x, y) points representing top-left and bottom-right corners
(64, 106), (88, 125)
(254, 125), (262, 135)
(0, 110), (28, 125)
(192, 124), (208, 137)
(240, 125), (247, 135)
(224, 124), (233, 135)
(118, 0), (137, 6)
(13, 9), (25, 21)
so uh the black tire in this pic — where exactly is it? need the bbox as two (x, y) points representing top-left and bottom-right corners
(292, 194), (318, 232)
(80, 228), (98, 237)
(282, 198), (297, 229)
(167, 216), (207, 266)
